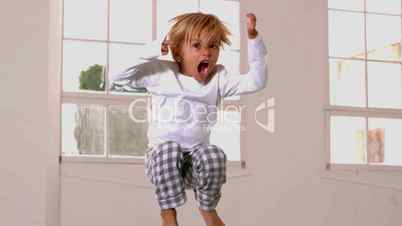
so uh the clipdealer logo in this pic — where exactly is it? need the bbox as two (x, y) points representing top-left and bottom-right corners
(254, 97), (275, 133)
(127, 96), (275, 133)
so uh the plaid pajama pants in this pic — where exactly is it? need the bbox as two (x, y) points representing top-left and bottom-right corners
(144, 141), (227, 211)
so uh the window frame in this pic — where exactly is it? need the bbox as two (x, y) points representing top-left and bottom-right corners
(60, 0), (246, 168)
(325, 0), (402, 172)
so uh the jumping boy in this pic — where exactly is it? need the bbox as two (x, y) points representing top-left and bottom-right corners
(111, 12), (267, 226)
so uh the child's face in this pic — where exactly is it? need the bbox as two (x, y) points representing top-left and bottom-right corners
(178, 35), (220, 84)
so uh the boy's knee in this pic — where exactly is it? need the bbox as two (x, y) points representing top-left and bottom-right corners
(204, 145), (227, 165)
(154, 141), (182, 160)
(146, 141), (184, 181)
(195, 145), (227, 174)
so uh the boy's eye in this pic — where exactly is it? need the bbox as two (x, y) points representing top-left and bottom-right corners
(191, 42), (219, 50)
(192, 43), (201, 49)
(209, 43), (219, 49)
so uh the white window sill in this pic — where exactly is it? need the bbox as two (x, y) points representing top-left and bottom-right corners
(325, 163), (402, 173)
(61, 156), (252, 178)
(320, 163), (402, 191)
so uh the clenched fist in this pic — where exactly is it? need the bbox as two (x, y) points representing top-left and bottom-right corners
(161, 36), (169, 55)
(246, 13), (258, 39)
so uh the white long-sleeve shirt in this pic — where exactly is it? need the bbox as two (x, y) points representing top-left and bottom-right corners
(111, 35), (268, 149)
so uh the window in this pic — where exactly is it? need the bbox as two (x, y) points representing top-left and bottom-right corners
(327, 0), (402, 168)
(61, 0), (243, 162)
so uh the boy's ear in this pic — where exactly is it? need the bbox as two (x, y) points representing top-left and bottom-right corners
(171, 47), (181, 62)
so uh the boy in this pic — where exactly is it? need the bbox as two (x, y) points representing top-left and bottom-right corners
(111, 12), (267, 226)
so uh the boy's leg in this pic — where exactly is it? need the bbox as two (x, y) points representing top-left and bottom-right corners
(190, 144), (227, 226)
(198, 208), (225, 226)
(161, 208), (178, 226)
(145, 141), (187, 224)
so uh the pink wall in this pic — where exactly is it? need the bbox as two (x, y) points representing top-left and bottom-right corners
(0, 0), (50, 225)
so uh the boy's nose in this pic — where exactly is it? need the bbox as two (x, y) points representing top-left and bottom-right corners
(201, 47), (212, 56)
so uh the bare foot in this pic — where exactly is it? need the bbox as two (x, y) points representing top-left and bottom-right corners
(199, 208), (225, 226)
(161, 208), (179, 226)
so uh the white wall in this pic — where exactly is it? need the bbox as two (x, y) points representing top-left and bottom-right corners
(1, 0), (402, 226)
(0, 0), (56, 226)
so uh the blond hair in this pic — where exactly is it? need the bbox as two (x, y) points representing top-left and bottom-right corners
(168, 12), (231, 62)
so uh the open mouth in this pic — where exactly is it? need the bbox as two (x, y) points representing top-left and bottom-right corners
(197, 60), (210, 76)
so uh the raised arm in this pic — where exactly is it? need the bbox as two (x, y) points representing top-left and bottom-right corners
(219, 13), (268, 97)
(110, 36), (169, 92)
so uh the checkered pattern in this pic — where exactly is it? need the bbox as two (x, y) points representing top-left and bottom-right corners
(144, 141), (227, 211)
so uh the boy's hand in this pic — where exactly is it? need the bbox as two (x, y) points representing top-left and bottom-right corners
(161, 35), (169, 55)
(246, 13), (258, 39)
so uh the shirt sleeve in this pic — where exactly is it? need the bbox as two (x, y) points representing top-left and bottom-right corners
(109, 37), (166, 92)
(218, 34), (268, 97)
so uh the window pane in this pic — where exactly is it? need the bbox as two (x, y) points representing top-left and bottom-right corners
(366, 14), (401, 62)
(109, 44), (144, 77)
(109, 104), (149, 157)
(63, 41), (106, 93)
(210, 110), (241, 161)
(368, 118), (402, 166)
(110, 0), (152, 43)
(328, 0), (364, 11)
(367, 62), (402, 109)
(329, 59), (366, 107)
(62, 104), (105, 156)
(366, 0), (401, 15)
(157, 0), (198, 40)
(108, 43), (149, 94)
(200, 0), (240, 49)
(63, 0), (107, 40)
(330, 116), (367, 164)
(328, 11), (365, 58)
(218, 50), (240, 74)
